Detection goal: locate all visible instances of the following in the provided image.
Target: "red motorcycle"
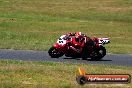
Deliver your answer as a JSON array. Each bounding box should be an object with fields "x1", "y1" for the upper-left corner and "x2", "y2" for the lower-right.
[{"x1": 48, "y1": 34, "x2": 110, "y2": 60}]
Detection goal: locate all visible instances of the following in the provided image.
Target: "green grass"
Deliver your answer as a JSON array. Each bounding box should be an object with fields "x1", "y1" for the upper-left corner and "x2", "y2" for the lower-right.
[
  {"x1": 0, "y1": 59, "x2": 131, "y2": 88},
  {"x1": 0, "y1": 0, "x2": 132, "y2": 53}
]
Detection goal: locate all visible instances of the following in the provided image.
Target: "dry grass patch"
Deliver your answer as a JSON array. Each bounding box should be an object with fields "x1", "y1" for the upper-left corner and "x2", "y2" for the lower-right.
[
  {"x1": 0, "y1": 0, "x2": 132, "y2": 53},
  {"x1": 0, "y1": 60, "x2": 132, "y2": 88}
]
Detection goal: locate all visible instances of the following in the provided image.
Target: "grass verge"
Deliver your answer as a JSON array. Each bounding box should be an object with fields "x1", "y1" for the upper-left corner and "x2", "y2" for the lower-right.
[
  {"x1": 0, "y1": 0, "x2": 132, "y2": 54},
  {"x1": 0, "y1": 59, "x2": 132, "y2": 88}
]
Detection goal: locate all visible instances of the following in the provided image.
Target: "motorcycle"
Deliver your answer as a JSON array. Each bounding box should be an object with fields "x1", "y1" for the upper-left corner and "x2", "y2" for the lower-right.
[{"x1": 48, "y1": 34, "x2": 110, "y2": 60}]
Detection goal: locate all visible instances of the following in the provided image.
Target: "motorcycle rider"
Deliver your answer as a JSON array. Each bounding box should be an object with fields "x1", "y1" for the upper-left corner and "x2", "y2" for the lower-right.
[{"x1": 67, "y1": 32, "x2": 95, "y2": 55}]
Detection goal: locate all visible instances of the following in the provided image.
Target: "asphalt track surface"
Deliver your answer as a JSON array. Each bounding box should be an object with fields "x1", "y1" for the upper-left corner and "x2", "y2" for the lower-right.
[{"x1": 0, "y1": 49, "x2": 132, "y2": 66}]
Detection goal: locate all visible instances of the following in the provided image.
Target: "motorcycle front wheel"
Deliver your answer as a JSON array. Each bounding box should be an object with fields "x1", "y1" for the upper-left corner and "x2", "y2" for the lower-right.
[{"x1": 48, "y1": 46, "x2": 64, "y2": 58}]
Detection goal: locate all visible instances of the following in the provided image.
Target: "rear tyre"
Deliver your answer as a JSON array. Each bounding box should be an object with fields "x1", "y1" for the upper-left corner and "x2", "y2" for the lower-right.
[
  {"x1": 90, "y1": 46, "x2": 106, "y2": 61},
  {"x1": 98, "y1": 46, "x2": 106, "y2": 58},
  {"x1": 90, "y1": 52, "x2": 102, "y2": 61},
  {"x1": 48, "y1": 46, "x2": 64, "y2": 58}
]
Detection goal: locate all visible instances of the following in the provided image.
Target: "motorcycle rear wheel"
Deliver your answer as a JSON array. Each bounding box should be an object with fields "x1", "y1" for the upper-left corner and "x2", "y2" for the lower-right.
[
  {"x1": 48, "y1": 46, "x2": 64, "y2": 58},
  {"x1": 90, "y1": 46, "x2": 106, "y2": 61},
  {"x1": 98, "y1": 46, "x2": 106, "y2": 58}
]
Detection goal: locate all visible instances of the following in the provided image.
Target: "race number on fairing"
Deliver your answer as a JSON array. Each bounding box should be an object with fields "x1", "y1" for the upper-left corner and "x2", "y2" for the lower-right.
[{"x1": 57, "y1": 35, "x2": 67, "y2": 45}]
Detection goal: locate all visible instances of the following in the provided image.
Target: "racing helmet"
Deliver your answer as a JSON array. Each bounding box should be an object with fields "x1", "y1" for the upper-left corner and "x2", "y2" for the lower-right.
[{"x1": 75, "y1": 32, "x2": 82, "y2": 42}]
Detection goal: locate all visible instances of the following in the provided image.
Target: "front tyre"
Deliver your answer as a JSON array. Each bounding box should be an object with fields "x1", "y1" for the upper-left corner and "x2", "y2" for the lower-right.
[{"x1": 48, "y1": 46, "x2": 64, "y2": 58}]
